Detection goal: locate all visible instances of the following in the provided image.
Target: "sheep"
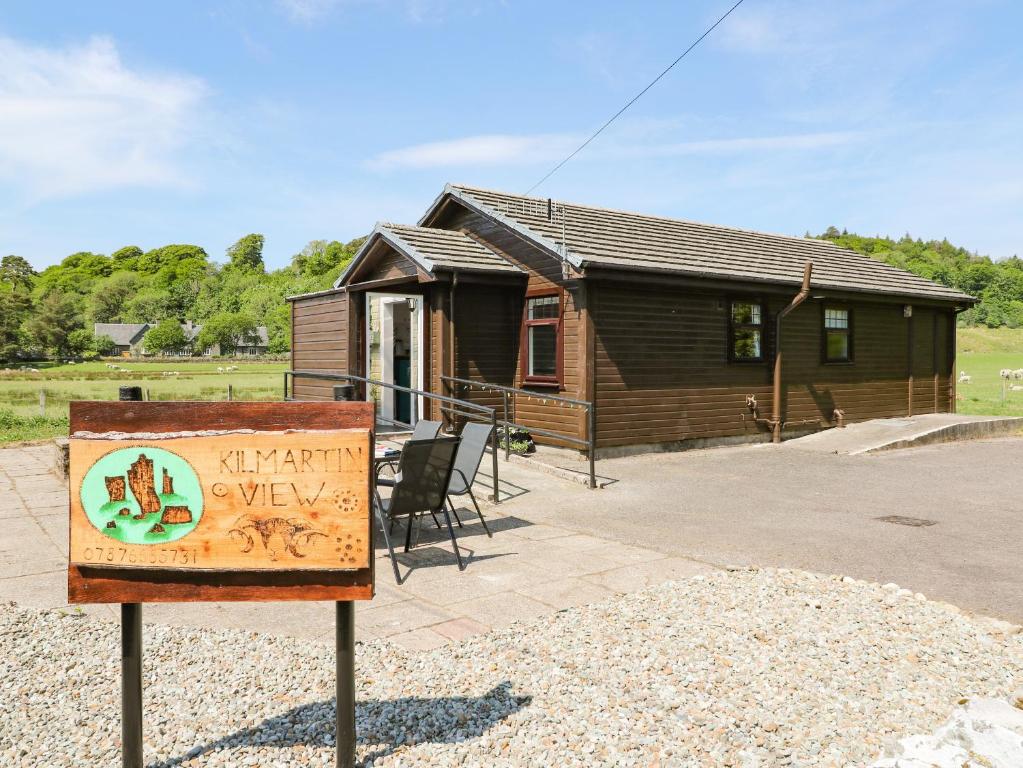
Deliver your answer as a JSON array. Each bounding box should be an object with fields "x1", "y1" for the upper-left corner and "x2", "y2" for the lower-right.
[
  {"x1": 217, "y1": 366, "x2": 224, "y2": 373},
  {"x1": 1014, "y1": 369, "x2": 1023, "y2": 380},
  {"x1": 1012, "y1": 385, "x2": 1023, "y2": 392},
  {"x1": 1001, "y1": 369, "x2": 1012, "y2": 378},
  {"x1": 958, "y1": 371, "x2": 971, "y2": 384}
]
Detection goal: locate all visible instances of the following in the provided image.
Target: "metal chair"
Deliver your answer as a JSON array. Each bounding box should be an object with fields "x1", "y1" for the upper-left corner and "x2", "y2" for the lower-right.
[
  {"x1": 446, "y1": 421, "x2": 494, "y2": 537},
  {"x1": 374, "y1": 436, "x2": 463, "y2": 584},
  {"x1": 379, "y1": 419, "x2": 442, "y2": 477}
]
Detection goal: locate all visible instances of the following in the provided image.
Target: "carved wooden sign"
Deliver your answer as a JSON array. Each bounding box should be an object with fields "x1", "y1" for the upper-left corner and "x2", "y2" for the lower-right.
[{"x1": 68, "y1": 401, "x2": 375, "y2": 603}]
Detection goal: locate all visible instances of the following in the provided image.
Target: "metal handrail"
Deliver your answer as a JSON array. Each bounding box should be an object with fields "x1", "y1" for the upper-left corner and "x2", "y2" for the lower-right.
[
  {"x1": 284, "y1": 370, "x2": 503, "y2": 503},
  {"x1": 440, "y1": 374, "x2": 597, "y2": 489}
]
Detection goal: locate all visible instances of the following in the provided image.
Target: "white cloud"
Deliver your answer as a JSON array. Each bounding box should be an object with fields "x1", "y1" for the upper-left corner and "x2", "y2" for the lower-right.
[
  {"x1": 367, "y1": 129, "x2": 860, "y2": 170},
  {"x1": 0, "y1": 35, "x2": 207, "y2": 200},
  {"x1": 367, "y1": 133, "x2": 580, "y2": 170},
  {"x1": 276, "y1": 0, "x2": 348, "y2": 22}
]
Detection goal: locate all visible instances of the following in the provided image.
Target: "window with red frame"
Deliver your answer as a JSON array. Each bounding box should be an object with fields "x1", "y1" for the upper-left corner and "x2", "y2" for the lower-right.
[{"x1": 523, "y1": 293, "x2": 561, "y2": 384}]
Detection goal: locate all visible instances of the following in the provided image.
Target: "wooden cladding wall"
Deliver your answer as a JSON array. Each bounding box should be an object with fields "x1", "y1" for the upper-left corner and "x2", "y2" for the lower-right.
[
  {"x1": 290, "y1": 291, "x2": 350, "y2": 401},
  {"x1": 593, "y1": 283, "x2": 954, "y2": 449},
  {"x1": 436, "y1": 204, "x2": 585, "y2": 443}
]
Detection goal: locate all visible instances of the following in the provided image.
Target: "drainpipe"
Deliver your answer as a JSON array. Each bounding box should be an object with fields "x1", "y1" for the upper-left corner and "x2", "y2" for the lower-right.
[{"x1": 772, "y1": 261, "x2": 813, "y2": 443}]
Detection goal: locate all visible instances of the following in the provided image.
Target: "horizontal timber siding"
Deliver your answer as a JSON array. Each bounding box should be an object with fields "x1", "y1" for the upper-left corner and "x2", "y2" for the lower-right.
[
  {"x1": 594, "y1": 283, "x2": 955, "y2": 449},
  {"x1": 290, "y1": 292, "x2": 349, "y2": 401}
]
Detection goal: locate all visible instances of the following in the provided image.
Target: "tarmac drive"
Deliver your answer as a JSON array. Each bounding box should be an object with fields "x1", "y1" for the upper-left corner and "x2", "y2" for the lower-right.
[{"x1": 510, "y1": 436, "x2": 1023, "y2": 624}]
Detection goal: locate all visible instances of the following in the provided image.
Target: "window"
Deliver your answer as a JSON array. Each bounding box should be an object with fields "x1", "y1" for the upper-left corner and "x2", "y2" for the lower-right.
[
  {"x1": 523, "y1": 293, "x2": 561, "y2": 384},
  {"x1": 730, "y1": 300, "x2": 764, "y2": 361},
  {"x1": 823, "y1": 307, "x2": 852, "y2": 362}
]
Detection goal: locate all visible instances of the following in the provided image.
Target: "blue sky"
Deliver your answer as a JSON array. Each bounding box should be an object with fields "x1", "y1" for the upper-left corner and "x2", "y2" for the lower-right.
[{"x1": 1, "y1": 0, "x2": 1021, "y2": 270}]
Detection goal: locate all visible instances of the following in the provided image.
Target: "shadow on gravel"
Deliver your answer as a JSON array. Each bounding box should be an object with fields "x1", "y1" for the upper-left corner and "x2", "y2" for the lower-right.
[{"x1": 147, "y1": 681, "x2": 531, "y2": 767}]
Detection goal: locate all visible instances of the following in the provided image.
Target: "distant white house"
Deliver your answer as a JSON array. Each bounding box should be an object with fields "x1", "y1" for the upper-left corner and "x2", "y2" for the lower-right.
[{"x1": 94, "y1": 322, "x2": 269, "y2": 357}]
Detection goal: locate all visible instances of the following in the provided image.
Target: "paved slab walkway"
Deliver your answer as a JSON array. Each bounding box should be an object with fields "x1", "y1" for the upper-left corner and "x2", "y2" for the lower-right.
[{"x1": 0, "y1": 445, "x2": 712, "y2": 651}]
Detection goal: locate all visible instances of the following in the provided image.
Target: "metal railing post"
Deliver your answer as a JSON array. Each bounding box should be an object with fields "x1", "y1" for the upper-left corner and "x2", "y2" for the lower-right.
[
  {"x1": 283, "y1": 371, "x2": 289, "y2": 400},
  {"x1": 490, "y1": 409, "x2": 500, "y2": 504},
  {"x1": 502, "y1": 390, "x2": 510, "y2": 460},
  {"x1": 588, "y1": 403, "x2": 597, "y2": 490},
  {"x1": 118, "y1": 385, "x2": 143, "y2": 768}
]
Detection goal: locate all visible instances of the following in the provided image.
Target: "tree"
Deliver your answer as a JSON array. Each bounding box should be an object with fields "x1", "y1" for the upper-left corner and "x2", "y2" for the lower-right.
[
  {"x1": 226, "y1": 234, "x2": 265, "y2": 273},
  {"x1": 0, "y1": 289, "x2": 31, "y2": 361},
  {"x1": 196, "y1": 312, "x2": 258, "y2": 356},
  {"x1": 66, "y1": 328, "x2": 102, "y2": 359},
  {"x1": 111, "y1": 246, "x2": 144, "y2": 271},
  {"x1": 1, "y1": 255, "x2": 36, "y2": 292},
  {"x1": 123, "y1": 288, "x2": 173, "y2": 323},
  {"x1": 24, "y1": 291, "x2": 83, "y2": 357},
  {"x1": 144, "y1": 318, "x2": 189, "y2": 355},
  {"x1": 88, "y1": 272, "x2": 144, "y2": 323}
]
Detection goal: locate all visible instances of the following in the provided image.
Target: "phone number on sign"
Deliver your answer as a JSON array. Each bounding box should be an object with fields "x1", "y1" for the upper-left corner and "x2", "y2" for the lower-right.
[{"x1": 82, "y1": 546, "x2": 199, "y2": 565}]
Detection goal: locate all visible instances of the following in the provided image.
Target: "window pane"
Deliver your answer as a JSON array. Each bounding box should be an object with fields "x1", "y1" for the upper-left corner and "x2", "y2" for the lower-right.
[
  {"x1": 528, "y1": 295, "x2": 559, "y2": 320},
  {"x1": 732, "y1": 302, "x2": 761, "y2": 325},
  {"x1": 826, "y1": 331, "x2": 849, "y2": 360},
  {"x1": 529, "y1": 324, "x2": 557, "y2": 376},
  {"x1": 733, "y1": 329, "x2": 762, "y2": 360},
  {"x1": 824, "y1": 309, "x2": 848, "y2": 329}
]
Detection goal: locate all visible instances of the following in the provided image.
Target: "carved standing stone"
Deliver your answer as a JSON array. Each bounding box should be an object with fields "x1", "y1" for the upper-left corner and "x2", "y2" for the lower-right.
[
  {"x1": 127, "y1": 454, "x2": 161, "y2": 514},
  {"x1": 105, "y1": 476, "x2": 126, "y2": 502},
  {"x1": 162, "y1": 468, "x2": 174, "y2": 495},
  {"x1": 161, "y1": 505, "x2": 192, "y2": 524}
]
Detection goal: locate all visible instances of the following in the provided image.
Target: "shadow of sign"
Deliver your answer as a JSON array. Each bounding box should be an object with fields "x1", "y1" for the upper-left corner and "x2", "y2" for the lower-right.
[{"x1": 147, "y1": 682, "x2": 530, "y2": 768}]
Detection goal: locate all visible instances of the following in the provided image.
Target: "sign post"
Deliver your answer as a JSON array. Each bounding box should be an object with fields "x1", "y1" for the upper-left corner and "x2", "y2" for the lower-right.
[{"x1": 68, "y1": 398, "x2": 375, "y2": 768}]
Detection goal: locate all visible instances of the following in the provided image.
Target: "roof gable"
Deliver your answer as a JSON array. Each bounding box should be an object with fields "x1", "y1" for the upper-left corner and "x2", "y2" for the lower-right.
[
  {"x1": 421, "y1": 184, "x2": 974, "y2": 304},
  {"x1": 334, "y1": 223, "x2": 523, "y2": 288}
]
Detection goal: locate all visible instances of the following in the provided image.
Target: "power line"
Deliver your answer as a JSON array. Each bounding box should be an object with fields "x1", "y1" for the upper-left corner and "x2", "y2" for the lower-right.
[{"x1": 524, "y1": 0, "x2": 749, "y2": 196}]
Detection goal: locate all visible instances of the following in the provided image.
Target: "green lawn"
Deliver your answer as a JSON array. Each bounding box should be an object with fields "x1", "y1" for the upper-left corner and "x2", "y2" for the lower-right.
[{"x1": 0, "y1": 360, "x2": 287, "y2": 444}]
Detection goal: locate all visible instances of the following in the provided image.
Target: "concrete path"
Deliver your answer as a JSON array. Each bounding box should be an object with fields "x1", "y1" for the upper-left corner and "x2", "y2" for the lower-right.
[
  {"x1": 782, "y1": 413, "x2": 1023, "y2": 454},
  {"x1": 0, "y1": 444, "x2": 712, "y2": 651},
  {"x1": 500, "y1": 435, "x2": 1023, "y2": 624}
]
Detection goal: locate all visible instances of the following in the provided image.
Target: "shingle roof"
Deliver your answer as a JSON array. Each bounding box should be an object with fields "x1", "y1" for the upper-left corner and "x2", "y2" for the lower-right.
[
  {"x1": 335, "y1": 222, "x2": 523, "y2": 287},
  {"x1": 437, "y1": 184, "x2": 974, "y2": 303},
  {"x1": 381, "y1": 223, "x2": 522, "y2": 274},
  {"x1": 93, "y1": 323, "x2": 149, "y2": 345}
]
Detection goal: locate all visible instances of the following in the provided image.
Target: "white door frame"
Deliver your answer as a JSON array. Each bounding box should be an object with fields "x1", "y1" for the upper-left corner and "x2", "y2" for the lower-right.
[{"x1": 365, "y1": 291, "x2": 424, "y2": 425}]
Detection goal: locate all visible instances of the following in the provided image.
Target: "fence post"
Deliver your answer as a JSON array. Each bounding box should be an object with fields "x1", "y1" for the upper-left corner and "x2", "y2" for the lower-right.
[
  {"x1": 227, "y1": 384, "x2": 233, "y2": 401},
  {"x1": 283, "y1": 372, "x2": 289, "y2": 401},
  {"x1": 39, "y1": 389, "x2": 45, "y2": 417}
]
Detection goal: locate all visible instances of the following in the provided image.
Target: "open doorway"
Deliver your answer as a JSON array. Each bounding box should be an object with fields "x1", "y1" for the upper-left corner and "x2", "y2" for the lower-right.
[{"x1": 366, "y1": 292, "x2": 424, "y2": 426}]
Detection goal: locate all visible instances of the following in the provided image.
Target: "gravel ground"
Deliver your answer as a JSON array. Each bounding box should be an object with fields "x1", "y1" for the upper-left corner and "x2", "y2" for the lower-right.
[{"x1": 2, "y1": 568, "x2": 1022, "y2": 767}]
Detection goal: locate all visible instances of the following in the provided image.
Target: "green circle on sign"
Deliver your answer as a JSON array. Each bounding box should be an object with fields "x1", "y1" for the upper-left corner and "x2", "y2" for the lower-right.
[{"x1": 80, "y1": 446, "x2": 204, "y2": 545}]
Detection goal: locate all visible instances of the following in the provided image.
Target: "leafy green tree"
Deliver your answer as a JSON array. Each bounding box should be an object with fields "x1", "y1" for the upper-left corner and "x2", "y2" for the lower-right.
[
  {"x1": 0, "y1": 289, "x2": 32, "y2": 361},
  {"x1": 265, "y1": 304, "x2": 291, "y2": 354},
  {"x1": 94, "y1": 334, "x2": 117, "y2": 356},
  {"x1": 226, "y1": 234, "x2": 265, "y2": 273},
  {"x1": 88, "y1": 272, "x2": 145, "y2": 323},
  {"x1": 144, "y1": 318, "x2": 189, "y2": 355},
  {"x1": 292, "y1": 239, "x2": 357, "y2": 278},
  {"x1": 1, "y1": 255, "x2": 36, "y2": 292},
  {"x1": 195, "y1": 312, "x2": 258, "y2": 356},
  {"x1": 24, "y1": 291, "x2": 84, "y2": 357},
  {"x1": 66, "y1": 328, "x2": 102, "y2": 359},
  {"x1": 110, "y1": 246, "x2": 144, "y2": 271},
  {"x1": 123, "y1": 288, "x2": 173, "y2": 323},
  {"x1": 33, "y1": 252, "x2": 112, "y2": 298}
]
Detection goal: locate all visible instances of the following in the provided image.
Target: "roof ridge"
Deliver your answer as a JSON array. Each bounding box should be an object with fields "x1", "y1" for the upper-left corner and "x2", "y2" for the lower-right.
[{"x1": 448, "y1": 183, "x2": 845, "y2": 251}]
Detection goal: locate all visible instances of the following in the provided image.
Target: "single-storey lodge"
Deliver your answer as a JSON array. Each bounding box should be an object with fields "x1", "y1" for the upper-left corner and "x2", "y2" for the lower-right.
[{"x1": 288, "y1": 184, "x2": 975, "y2": 454}]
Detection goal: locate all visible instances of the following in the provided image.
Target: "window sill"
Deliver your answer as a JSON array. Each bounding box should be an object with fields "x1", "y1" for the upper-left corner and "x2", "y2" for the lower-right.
[
  {"x1": 521, "y1": 380, "x2": 562, "y2": 390},
  {"x1": 728, "y1": 358, "x2": 766, "y2": 365},
  {"x1": 823, "y1": 360, "x2": 855, "y2": 365}
]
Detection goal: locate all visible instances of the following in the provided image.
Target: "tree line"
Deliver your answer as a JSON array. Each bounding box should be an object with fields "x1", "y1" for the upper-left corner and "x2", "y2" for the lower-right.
[
  {"x1": 817, "y1": 228, "x2": 1023, "y2": 327},
  {"x1": 0, "y1": 235, "x2": 362, "y2": 361}
]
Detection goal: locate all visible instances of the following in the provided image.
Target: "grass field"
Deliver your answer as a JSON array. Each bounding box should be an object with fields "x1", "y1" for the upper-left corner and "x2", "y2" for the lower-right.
[
  {"x1": 956, "y1": 329, "x2": 1023, "y2": 417},
  {"x1": 0, "y1": 360, "x2": 286, "y2": 444},
  {"x1": 1, "y1": 328, "x2": 1022, "y2": 445}
]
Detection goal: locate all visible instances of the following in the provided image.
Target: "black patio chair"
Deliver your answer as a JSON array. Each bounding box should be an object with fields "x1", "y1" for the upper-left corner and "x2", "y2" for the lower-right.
[
  {"x1": 446, "y1": 421, "x2": 494, "y2": 537},
  {"x1": 374, "y1": 436, "x2": 463, "y2": 584},
  {"x1": 379, "y1": 419, "x2": 442, "y2": 477}
]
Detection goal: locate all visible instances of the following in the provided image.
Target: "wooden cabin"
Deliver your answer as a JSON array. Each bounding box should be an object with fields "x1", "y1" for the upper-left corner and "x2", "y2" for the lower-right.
[{"x1": 288, "y1": 184, "x2": 975, "y2": 455}]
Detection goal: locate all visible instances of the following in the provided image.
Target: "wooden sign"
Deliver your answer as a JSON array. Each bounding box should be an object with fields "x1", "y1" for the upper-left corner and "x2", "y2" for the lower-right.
[{"x1": 68, "y1": 401, "x2": 375, "y2": 603}]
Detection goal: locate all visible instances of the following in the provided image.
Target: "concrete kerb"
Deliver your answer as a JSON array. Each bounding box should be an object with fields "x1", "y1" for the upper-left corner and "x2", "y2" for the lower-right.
[{"x1": 858, "y1": 416, "x2": 1023, "y2": 455}]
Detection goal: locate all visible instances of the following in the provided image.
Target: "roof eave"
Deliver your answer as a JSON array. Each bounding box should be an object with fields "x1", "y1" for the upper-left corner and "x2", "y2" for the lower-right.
[{"x1": 579, "y1": 261, "x2": 976, "y2": 305}]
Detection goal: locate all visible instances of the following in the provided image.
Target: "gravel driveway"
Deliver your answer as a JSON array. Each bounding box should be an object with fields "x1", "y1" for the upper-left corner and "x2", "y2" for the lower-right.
[{"x1": 4, "y1": 568, "x2": 1021, "y2": 767}]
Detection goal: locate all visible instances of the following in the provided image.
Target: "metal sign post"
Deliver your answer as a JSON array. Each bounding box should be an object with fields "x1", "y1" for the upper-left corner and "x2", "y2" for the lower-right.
[{"x1": 336, "y1": 601, "x2": 356, "y2": 768}]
